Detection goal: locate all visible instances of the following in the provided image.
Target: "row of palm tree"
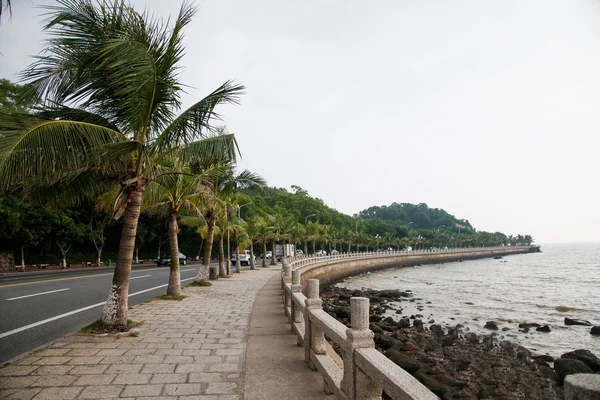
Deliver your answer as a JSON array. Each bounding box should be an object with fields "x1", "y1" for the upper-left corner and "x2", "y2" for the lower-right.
[{"x1": 0, "y1": 1, "x2": 261, "y2": 329}]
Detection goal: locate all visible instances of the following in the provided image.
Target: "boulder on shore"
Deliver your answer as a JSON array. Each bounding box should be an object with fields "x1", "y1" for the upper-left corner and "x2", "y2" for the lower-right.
[
  {"x1": 554, "y1": 358, "x2": 593, "y2": 383},
  {"x1": 484, "y1": 321, "x2": 499, "y2": 330},
  {"x1": 564, "y1": 318, "x2": 591, "y2": 326},
  {"x1": 561, "y1": 349, "x2": 600, "y2": 372},
  {"x1": 591, "y1": 326, "x2": 600, "y2": 335}
]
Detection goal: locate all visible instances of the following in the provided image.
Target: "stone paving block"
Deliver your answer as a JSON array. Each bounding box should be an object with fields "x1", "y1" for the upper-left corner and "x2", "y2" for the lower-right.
[
  {"x1": 0, "y1": 366, "x2": 39, "y2": 376},
  {"x1": 140, "y1": 363, "x2": 176, "y2": 374},
  {"x1": 175, "y1": 363, "x2": 208, "y2": 373},
  {"x1": 0, "y1": 376, "x2": 38, "y2": 389},
  {"x1": 187, "y1": 373, "x2": 226, "y2": 383},
  {"x1": 31, "y1": 386, "x2": 83, "y2": 399},
  {"x1": 29, "y1": 349, "x2": 69, "y2": 357},
  {"x1": 207, "y1": 364, "x2": 239, "y2": 373},
  {"x1": 104, "y1": 363, "x2": 143, "y2": 374},
  {"x1": 153, "y1": 348, "x2": 183, "y2": 356},
  {"x1": 120, "y1": 384, "x2": 163, "y2": 397},
  {"x1": 66, "y1": 356, "x2": 104, "y2": 365},
  {"x1": 15, "y1": 357, "x2": 42, "y2": 366},
  {"x1": 33, "y1": 375, "x2": 78, "y2": 387},
  {"x1": 63, "y1": 349, "x2": 100, "y2": 357},
  {"x1": 67, "y1": 365, "x2": 109, "y2": 375},
  {"x1": 72, "y1": 374, "x2": 116, "y2": 386},
  {"x1": 111, "y1": 373, "x2": 152, "y2": 384},
  {"x1": 30, "y1": 365, "x2": 72, "y2": 375},
  {"x1": 95, "y1": 349, "x2": 128, "y2": 356},
  {"x1": 205, "y1": 382, "x2": 237, "y2": 395},
  {"x1": 98, "y1": 355, "x2": 136, "y2": 364},
  {"x1": 31, "y1": 357, "x2": 72, "y2": 366},
  {"x1": 132, "y1": 355, "x2": 165, "y2": 364},
  {"x1": 182, "y1": 349, "x2": 211, "y2": 356},
  {"x1": 149, "y1": 373, "x2": 187, "y2": 384},
  {"x1": 78, "y1": 384, "x2": 124, "y2": 399},
  {"x1": 122, "y1": 348, "x2": 156, "y2": 356},
  {"x1": 178, "y1": 396, "x2": 239, "y2": 400},
  {"x1": 163, "y1": 383, "x2": 203, "y2": 396},
  {"x1": 214, "y1": 349, "x2": 244, "y2": 356},
  {"x1": 0, "y1": 387, "x2": 42, "y2": 400},
  {"x1": 163, "y1": 355, "x2": 194, "y2": 363}
]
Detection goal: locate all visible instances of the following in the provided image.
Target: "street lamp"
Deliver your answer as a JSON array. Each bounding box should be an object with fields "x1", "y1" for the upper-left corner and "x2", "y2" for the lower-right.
[
  {"x1": 375, "y1": 234, "x2": 381, "y2": 251},
  {"x1": 437, "y1": 224, "x2": 445, "y2": 232},
  {"x1": 402, "y1": 222, "x2": 413, "y2": 229},
  {"x1": 237, "y1": 202, "x2": 253, "y2": 218},
  {"x1": 305, "y1": 213, "x2": 316, "y2": 224}
]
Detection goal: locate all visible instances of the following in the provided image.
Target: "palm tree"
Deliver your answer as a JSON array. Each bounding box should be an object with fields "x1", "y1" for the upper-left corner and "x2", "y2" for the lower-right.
[
  {"x1": 142, "y1": 158, "x2": 209, "y2": 296},
  {"x1": 0, "y1": 2, "x2": 243, "y2": 328}
]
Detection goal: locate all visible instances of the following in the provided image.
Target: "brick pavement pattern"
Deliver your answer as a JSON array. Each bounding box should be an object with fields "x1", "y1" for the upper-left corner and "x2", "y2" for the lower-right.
[{"x1": 0, "y1": 267, "x2": 278, "y2": 400}]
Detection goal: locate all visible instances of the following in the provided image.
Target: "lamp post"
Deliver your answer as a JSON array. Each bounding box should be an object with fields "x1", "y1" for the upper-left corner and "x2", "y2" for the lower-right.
[
  {"x1": 305, "y1": 213, "x2": 316, "y2": 224},
  {"x1": 237, "y1": 201, "x2": 253, "y2": 218},
  {"x1": 375, "y1": 234, "x2": 381, "y2": 251},
  {"x1": 437, "y1": 224, "x2": 445, "y2": 232}
]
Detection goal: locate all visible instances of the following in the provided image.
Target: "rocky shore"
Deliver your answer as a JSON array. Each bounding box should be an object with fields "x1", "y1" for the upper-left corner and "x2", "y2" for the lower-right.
[{"x1": 321, "y1": 285, "x2": 600, "y2": 400}]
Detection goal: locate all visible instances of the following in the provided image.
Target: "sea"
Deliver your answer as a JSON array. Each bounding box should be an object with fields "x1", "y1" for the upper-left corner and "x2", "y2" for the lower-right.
[{"x1": 335, "y1": 243, "x2": 600, "y2": 357}]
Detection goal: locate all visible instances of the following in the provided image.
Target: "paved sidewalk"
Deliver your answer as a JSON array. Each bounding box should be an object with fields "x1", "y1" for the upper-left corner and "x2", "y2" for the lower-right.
[
  {"x1": 244, "y1": 274, "x2": 330, "y2": 399},
  {"x1": 0, "y1": 267, "x2": 279, "y2": 399}
]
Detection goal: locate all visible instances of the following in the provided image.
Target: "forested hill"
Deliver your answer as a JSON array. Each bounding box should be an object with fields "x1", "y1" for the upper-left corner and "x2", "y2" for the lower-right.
[{"x1": 358, "y1": 202, "x2": 473, "y2": 233}]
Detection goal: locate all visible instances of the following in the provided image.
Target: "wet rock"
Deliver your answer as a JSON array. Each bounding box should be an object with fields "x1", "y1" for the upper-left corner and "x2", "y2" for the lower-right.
[
  {"x1": 484, "y1": 321, "x2": 499, "y2": 330},
  {"x1": 591, "y1": 326, "x2": 600, "y2": 335},
  {"x1": 464, "y1": 332, "x2": 479, "y2": 345},
  {"x1": 554, "y1": 358, "x2": 593, "y2": 383},
  {"x1": 375, "y1": 334, "x2": 399, "y2": 350},
  {"x1": 333, "y1": 306, "x2": 349, "y2": 319},
  {"x1": 385, "y1": 348, "x2": 423, "y2": 373},
  {"x1": 564, "y1": 317, "x2": 591, "y2": 326},
  {"x1": 536, "y1": 325, "x2": 551, "y2": 332},
  {"x1": 561, "y1": 349, "x2": 600, "y2": 372},
  {"x1": 414, "y1": 370, "x2": 451, "y2": 397},
  {"x1": 370, "y1": 324, "x2": 384, "y2": 334},
  {"x1": 413, "y1": 319, "x2": 424, "y2": 331},
  {"x1": 519, "y1": 322, "x2": 541, "y2": 329},
  {"x1": 398, "y1": 318, "x2": 411, "y2": 328},
  {"x1": 430, "y1": 324, "x2": 444, "y2": 336}
]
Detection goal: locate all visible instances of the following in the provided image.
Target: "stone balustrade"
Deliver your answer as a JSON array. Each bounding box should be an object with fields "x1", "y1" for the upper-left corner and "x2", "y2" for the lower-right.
[{"x1": 280, "y1": 247, "x2": 600, "y2": 399}]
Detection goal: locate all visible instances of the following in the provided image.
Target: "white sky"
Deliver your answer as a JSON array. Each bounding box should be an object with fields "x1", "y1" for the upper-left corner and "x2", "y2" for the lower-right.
[{"x1": 2, "y1": 0, "x2": 600, "y2": 244}]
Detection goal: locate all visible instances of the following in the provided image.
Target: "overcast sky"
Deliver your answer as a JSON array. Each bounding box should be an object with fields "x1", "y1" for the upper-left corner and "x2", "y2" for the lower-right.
[{"x1": 2, "y1": 0, "x2": 599, "y2": 244}]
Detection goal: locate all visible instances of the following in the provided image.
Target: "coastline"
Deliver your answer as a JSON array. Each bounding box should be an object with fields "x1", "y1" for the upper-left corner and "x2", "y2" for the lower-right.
[{"x1": 320, "y1": 283, "x2": 599, "y2": 399}]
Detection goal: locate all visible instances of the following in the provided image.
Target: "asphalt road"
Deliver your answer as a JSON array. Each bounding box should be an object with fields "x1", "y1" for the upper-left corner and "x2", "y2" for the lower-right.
[{"x1": 0, "y1": 262, "x2": 209, "y2": 364}]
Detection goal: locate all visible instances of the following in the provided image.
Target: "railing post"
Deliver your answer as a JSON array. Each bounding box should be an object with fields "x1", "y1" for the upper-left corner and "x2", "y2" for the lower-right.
[
  {"x1": 304, "y1": 279, "x2": 325, "y2": 370},
  {"x1": 342, "y1": 297, "x2": 380, "y2": 400},
  {"x1": 291, "y1": 269, "x2": 303, "y2": 330},
  {"x1": 283, "y1": 264, "x2": 292, "y2": 316}
]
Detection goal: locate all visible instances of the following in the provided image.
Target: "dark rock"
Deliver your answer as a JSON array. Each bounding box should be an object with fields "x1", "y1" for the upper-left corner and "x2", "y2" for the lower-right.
[
  {"x1": 395, "y1": 310, "x2": 403, "y2": 314},
  {"x1": 484, "y1": 321, "x2": 499, "y2": 330},
  {"x1": 414, "y1": 370, "x2": 451, "y2": 397},
  {"x1": 536, "y1": 325, "x2": 551, "y2": 332},
  {"x1": 391, "y1": 333, "x2": 409, "y2": 342},
  {"x1": 464, "y1": 302, "x2": 474, "y2": 305},
  {"x1": 385, "y1": 348, "x2": 423, "y2": 373},
  {"x1": 493, "y1": 256, "x2": 503, "y2": 259},
  {"x1": 591, "y1": 326, "x2": 600, "y2": 335},
  {"x1": 564, "y1": 317, "x2": 592, "y2": 326},
  {"x1": 334, "y1": 306, "x2": 349, "y2": 319},
  {"x1": 398, "y1": 318, "x2": 411, "y2": 328},
  {"x1": 554, "y1": 358, "x2": 593, "y2": 382},
  {"x1": 375, "y1": 334, "x2": 399, "y2": 350},
  {"x1": 533, "y1": 354, "x2": 555, "y2": 363},
  {"x1": 413, "y1": 319, "x2": 424, "y2": 331},
  {"x1": 430, "y1": 324, "x2": 444, "y2": 336},
  {"x1": 378, "y1": 289, "x2": 403, "y2": 299},
  {"x1": 400, "y1": 291, "x2": 412, "y2": 298},
  {"x1": 538, "y1": 365, "x2": 559, "y2": 380},
  {"x1": 369, "y1": 315, "x2": 382, "y2": 323},
  {"x1": 561, "y1": 349, "x2": 600, "y2": 372},
  {"x1": 383, "y1": 316, "x2": 395, "y2": 324},
  {"x1": 516, "y1": 346, "x2": 532, "y2": 362},
  {"x1": 370, "y1": 324, "x2": 384, "y2": 334},
  {"x1": 464, "y1": 332, "x2": 479, "y2": 345},
  {"x1": 519, "y1": 322, "x2": 541, "y2": 329}
]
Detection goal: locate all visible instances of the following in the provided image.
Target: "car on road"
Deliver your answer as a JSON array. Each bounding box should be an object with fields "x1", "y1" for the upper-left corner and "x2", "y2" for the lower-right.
[
  {"x1": 231, "y1": 250, "x2": 255, "y2": 266},
  {"x1": 316, "y1": 250, "x2": 327, "y2": 256},
  {"x1": 156, "y1": 252, "x2": 187, "y2": 266}
]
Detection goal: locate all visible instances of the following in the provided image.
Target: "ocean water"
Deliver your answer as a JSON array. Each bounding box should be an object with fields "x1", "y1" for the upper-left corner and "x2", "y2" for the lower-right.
[{"x1": 336, "y1": 243, "x2": 600, "y2": 357}]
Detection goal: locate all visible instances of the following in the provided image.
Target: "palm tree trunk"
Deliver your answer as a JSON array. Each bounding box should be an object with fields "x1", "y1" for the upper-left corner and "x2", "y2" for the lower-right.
[
  {"x1": 21, "y1": 246, "x2": 25, "y2": 271},
  {"x1": 167, "y1": 212, "x2": 181, "y2": 296},
  {"x1": 219, "y1": 235, "x2": 226, "y2": 277},
  {"x1": 249, "y1": 245, "x2": 256, "y2": 270},
  {"x1": 235, "y1": 244, "x2": 241, "y2": 273},
  {"x1": 304, "y1": 241, "x2": 308, "y2": 255},
  {"x1": 196, "y1": 212, "x2": 216, "y2": 282},
  {"x1": 96, "y1": 245, "x2": 103, "y2": 267},
  {"x1": 262, "y1": 242, "x2": 267, "y2": 267},
  {"x1": 312, "y1": 239, "x2": 316, "y2": 255},
  {"x1": 134, "y1": 248, "x2": 139, "y2": 264},
  {"x1": 101, "y1": 186, "x2": 143, "y2": 328},
  {"x1": 270, "y1": 241, "x2": 277, "y2": 265}
]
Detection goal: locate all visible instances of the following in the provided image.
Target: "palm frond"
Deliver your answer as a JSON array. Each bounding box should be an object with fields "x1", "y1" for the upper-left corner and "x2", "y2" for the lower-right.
[
  {"x1": 179, "y1": 134, "x2": 240, "y2": 170},
  {"x1": 0, "y1": 118, "x2": 121, "y2": 189},
  {"x1": 150, "y1": 81, "x2": 245, "y2": 152}
]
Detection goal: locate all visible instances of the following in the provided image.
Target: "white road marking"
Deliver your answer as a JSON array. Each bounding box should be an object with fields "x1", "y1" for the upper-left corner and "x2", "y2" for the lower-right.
[
  {"x1": 0, "y1": 276, "x2": 197, "y2": 339},
  {"x1": 129, "y1": 275, "x2": 151, "y2": 280},
  {"x1": 6, "y1": 288, "x2": 70, "y2": 301}
]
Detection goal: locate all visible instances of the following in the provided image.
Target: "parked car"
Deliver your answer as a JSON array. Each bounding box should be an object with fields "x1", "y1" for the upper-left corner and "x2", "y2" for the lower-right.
[
  {"x1": 231, "y1": 250, "x2": 255, "y2": 266},
  {"x1": 296, "y1": 249, "x2": 304, "y2": 256},
  {"x1": 156, "y1": 252, "x2": 187, "y2": 266},
  {"x1": 330, "y1": 249, "x2": 338, "y2": 255},
  {"x1": 316, "y1": 250, "x2": 327, "y2": 256}
]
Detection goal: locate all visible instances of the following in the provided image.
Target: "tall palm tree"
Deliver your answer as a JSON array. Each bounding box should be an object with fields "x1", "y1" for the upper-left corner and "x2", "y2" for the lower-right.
[{"x1": 0, "y1": 1, "x2": 242, "y2": 328}]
